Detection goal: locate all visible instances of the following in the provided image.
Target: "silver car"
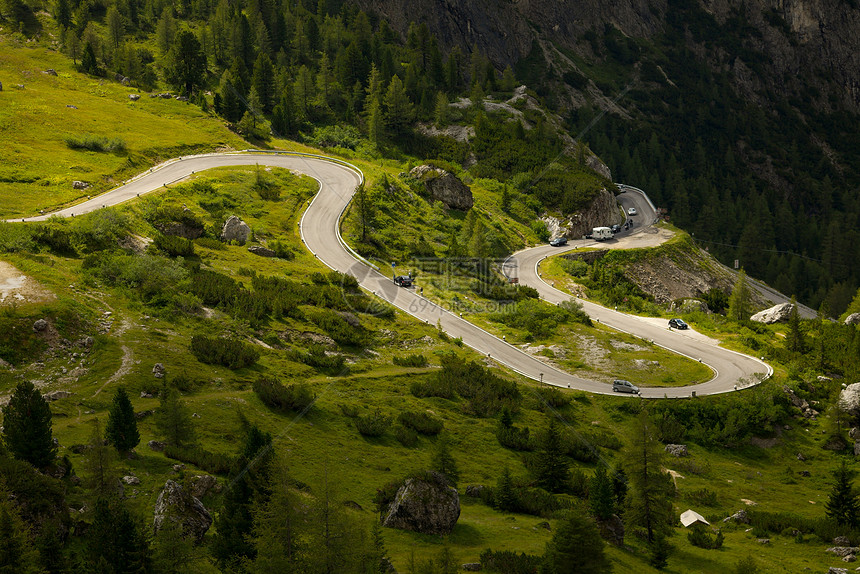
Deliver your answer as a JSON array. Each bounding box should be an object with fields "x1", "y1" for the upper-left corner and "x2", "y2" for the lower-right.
[
  {"x1": 627, "y1": 207, "x2": 638, "y2": 216},
  {"x1": 612, "y1": 379, "x2": 640, "y2": 394}
]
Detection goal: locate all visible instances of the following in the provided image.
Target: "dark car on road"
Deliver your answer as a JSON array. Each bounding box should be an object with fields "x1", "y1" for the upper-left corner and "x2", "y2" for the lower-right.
[
  {"x1": 549, "y1": 237, "x2": 568, "y2": 247},
  {"x1": 612, "y1": 379, "x2": 640, "y2": 394},
  {"x1": 394, "y1": 275, "x2": 412, "y2": 287},
  {"x1": 610, "y1": 224, "x2": 621, "y2": 234},
  {"x1": 668, "y1": 318, "x2": 688, "y2": 330}
]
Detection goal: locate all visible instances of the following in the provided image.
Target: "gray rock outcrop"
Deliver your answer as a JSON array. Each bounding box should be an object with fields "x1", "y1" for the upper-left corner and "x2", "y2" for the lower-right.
[
  {"x1": 148, "y1": 440, "x2": 165, "y2": 452},
  {"x1": 43, "y1": 391, "x2": 72, "y2": 402},
  {"x1": 839, "y1": 383, "x2": 860, "y2": 413},
  {"x1": 723, "y1": 509, "x2": 750, "y2": 524},
  {"x1": 597, "y1": 514, "x2": 625, "y2": 546},
  {"x1": 845, "y1": 313, "x2": 860, "y2": 326},
  {"x1": 123, "y1": 475, "x2": 140, "y2": 485},
  {"x1": 220, "y1": 215, "x2": 251, "y2": 245},
  {"x1": 664, "y1": 444, "x2": 688, "y2": 457},
  {"x1": 190, "y1": 475, "x2": 219, "y2": 498},
  {"x1": 248, "y1": 245, "x2": 276, "y2": 257},
  {"x1": 129, "y1": 94, "x2": 140, "y2": 101},
  {"x1": 670, "y1": 299, "x2": 710, "y2": 314},
  {"x1": 153, "y1": 480, "x2": 212, "y2": 542},
  {"x1": 750, "y1": 303, "x2": 794, "y2": 324},
  {"x1": 152, "y1": 363, "x2": 165, "y2": 379},
  {"x1": 827, "y1": 547, "x2": 860, "y2": 557},
  {"x1": 382, "y1": 471, "x2": 460, "y2": 535},
  {"x1": 409, "y1": 165, "x2": 473, "y2": 210},
  {"x1": 72, "y1": 181, "x2": 90, "y2": 190},
  {"x1": 33, "y1": 319, "x2": 48, "y2": 331},
  {"x1": 157, "y1": 221, "x2": 204, "y2": 239},
  {"x1": 784, "y1": 386, "x2": 818, "y2": 419}
]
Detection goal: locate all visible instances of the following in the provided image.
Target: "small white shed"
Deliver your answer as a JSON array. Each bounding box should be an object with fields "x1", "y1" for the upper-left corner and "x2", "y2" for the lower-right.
[{"x1": 680, "y1": 509, "x2": 710, "y2": 528}]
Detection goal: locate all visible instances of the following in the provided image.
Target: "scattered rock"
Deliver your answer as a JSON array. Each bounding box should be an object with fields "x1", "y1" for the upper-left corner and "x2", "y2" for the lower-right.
[
  {"x1": 845, "y1": 313, "x2": 860, "y2": 326},
  {"x1": 247, "y1": 245, "x2": 276, "y2": 257},
  {"x1": 409, "y1": 165, "x2": 474, "y2": 210},
  {"x1": 834, "y1": 536, "x2": 852, "y2": 546},
  {"x1": 829, "y1": 547, "x2": 860, "y2": 557},
  {"x1": 72, "y1": 180, "x2": 90, "y2": 190},
  {"x1": 141, "y1": 391, "x2": 154, "y2": 399},
  {"x1": 843, "y1": 554, "x2": 856, "y2": 562},
  {"x1": 135, "y1": 409, "x2": 155, "y2": 420},
  {"x1": 382, "y1": 471, "x2": 460, "y2": 535},
  {"x1": 827, "y1": 567, "x2": 848, "y2": 574},
  {"x1": 664, "y1": 444, "x2": 688, "y2": 457},
  {"x1": 33, "y1": 318, "x2": 48, "y2": 331},
  {"x1": 597, "y1": 514, "x2": 625, "y2": 546},
  {"x1": 152, "y1": 363, "x2": 165, "y2": 379},
  {"x1": 757, "y1": 538, "x2": 770, "y2": 544},
  {"x1": 797, "y1": 452, "x2": 806, "y2": 461},
  {"x1": 123, "y1": 475, "x2": 140, "y2": 485},
  {"x1": 670, "y1": 298, "x2": 710, "y2": 314},
  {"x1": 43, "y1": 390, "x2": 72, "y2": 402},
  {"x1": 172, "y1": 464, "x2": 185, "y2": 472},
  {"x1": 0, "y1": 81, "x2": 2, "y2": 91},
  {"x1": 535, "y1": 521, "x2": 551, "y2": 531},
  {"x1": 723, "y1": 509, "x2": 750, "y2": 524},
  {"x1": 221, "y1": 215, "x2": 251, "y2": 245},
  {"x1": 148, "y1": 440, "x2": 165, "y2": 452},
  {"x1": 190, "y1": 474, "x2": 219, "y2": 498},
  {"x1": 783, "y1": 386, "x2": 818, "y2": 418},
  {"x1": 43, "y1": 69, "x2": 57, "y2": 76},
  {"x1": 840, "y1": 383, "x2": 860, "y2": 414},
  {"x1": 799, "y1": 470, "x2": 811, "y2": 477},
  {"x1": 465, "y1": 485, "x2": 485, "y2": 497},
  {"x1": 462, "y1": 564, "x2": 482, "y2": 572},
  {"x1": 750, "y1": 302, "x2": 794, "y2": 324},
  {"x1": 66, "y1": 104, "x2": 77, "y2": 108},
  {"x1": 129, "y1": 94, "x2": 140, "y2": 101},
  {"x1": 153, "y1": 480, "x2": 212, "y2": 542}
]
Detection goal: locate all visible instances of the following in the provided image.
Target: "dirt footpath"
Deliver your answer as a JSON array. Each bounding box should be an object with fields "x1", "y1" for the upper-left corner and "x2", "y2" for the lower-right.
[{"x1": 0, "y1": 260, "x2": 55, "y2": 305}]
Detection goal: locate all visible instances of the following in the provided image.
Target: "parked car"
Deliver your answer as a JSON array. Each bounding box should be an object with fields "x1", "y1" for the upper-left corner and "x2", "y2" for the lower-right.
[
  {"x1": 612, "y1": 379, "x2": 640, "y2": 394},
  {"x1": 394, "y1": 275, "x2": 412, "y2": 287},
  {"x1": 668, "y1": 318, "x2": 689, "y2": 330},
  {"x1": 627, "y1": 207, "x2": 638, "y2": 216},
  {"x1": 610, "y1": 224, "x2": 621, "y2": 234},
  {"x1": 549, "y1": 237, "x2": 568, "y2": 247}
]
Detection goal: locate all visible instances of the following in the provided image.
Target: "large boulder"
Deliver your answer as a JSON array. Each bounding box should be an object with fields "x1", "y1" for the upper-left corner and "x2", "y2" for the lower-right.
[
  {"x1": 221, "y1": 215, "x2": 251, "y2": 245},
  {"x1": 845, "y1": 313, "x2": 860, "y2": 326},
  {"x1": 409, "y1": 165, "x2": 473, "y2": 210},
  {"x1": 153, "y1": 480, "x2": 212, "y2": 542},
  {"x1": 839, "y1": 383, "x2": 860, "y2": 413},
  {"x1": 382, "y1": 471, "x2": 460, "y2": 535},
  {"x1": 597, "y1": 514, "x2": 625, "y2": 546},
  {"x1": 750, "y1": 302, "x2": 794, "y2": 324}
]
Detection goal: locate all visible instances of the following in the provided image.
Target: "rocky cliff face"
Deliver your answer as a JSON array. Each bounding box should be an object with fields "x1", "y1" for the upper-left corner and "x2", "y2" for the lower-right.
[
  {"x1": 542, "y1": 188, "x2": 624, "y2": 239},
  {"x1": 355, "y1": 0, "x2": 860, "y2": 110}
]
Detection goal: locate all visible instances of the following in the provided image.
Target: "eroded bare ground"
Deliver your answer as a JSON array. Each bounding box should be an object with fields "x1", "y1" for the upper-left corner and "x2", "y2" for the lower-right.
[{"x1": 0, "y1": 260, "x2": 55, "y2": 305}]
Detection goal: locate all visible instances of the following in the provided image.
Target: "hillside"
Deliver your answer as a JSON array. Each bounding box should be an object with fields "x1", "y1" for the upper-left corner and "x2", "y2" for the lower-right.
[{"x1": 3, "y1": 3, "x2": 860, "y2": 574}]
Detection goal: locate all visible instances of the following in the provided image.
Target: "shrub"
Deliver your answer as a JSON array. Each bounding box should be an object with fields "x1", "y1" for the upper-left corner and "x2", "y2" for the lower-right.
[
  {"x1": 393, "y1": 354, "x2": 429, "y2": 368},
  {"x1": 190, "y1": 336, "x2": 260, "y2": 368},
  {"x1": 355, "y1": 409, "x2": 392, "y2": 437},
  {"x1": 64, "y1": 134, "x2": 127, "y2": 153},
  {"x1": 479, "y1": 549, "x2": 542, "y2": 574},
  {"x1": 688, "y1": 527, "x2": 724, "y2": 549},
  {"x1": 394, "y1": 425, "x2": 419, "y2": 447},
  {"x1": 163, "y1": 445, "x2": 232, "y2": 475},
  {"x1": 195, "y1": 237, "x2": 227, "y2": 250},
  {"x1": 397, "y1": 411, "x2": 444, "y2": 435},
  {"x1": 306, "y1": 309, "x2": 367, "y2": 347},
  {"x1": 253, "y1": 377, "x2": 315, "y2": 413},
  {"x1": 153, "y1": 234, "x2": 195, "y2": 257},
  {"x1": 288, "y1": 344, "x2": 346, "y2": 374},
  {"x1": 533, "y1": 387, "x2": 573, "y2": 409},
  {"x1": 496, "y1": 425, "x2": 533, "y2": 451},
  {"x1": 686, "y1": 488, "x2": 719, "y2": 506}
]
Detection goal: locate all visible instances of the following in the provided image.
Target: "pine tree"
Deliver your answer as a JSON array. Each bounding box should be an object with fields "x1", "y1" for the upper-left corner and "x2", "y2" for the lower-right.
[
  {"x1": 590, "y1": 465, "x2": 615, "y2": 520},
  {"x1": 165, "y1": 30, "x2": 206, "y2": 95},
  {"x1": 431, "y1": 434, "x2": 459, "y2": 487},
  {"x1": 367, "y1": 97, "x2": 384, "y2": 146},
  {"x1": 88, "y1": 497, "x2": 150, "y2": 573},
  {"x1": 2, "y1": 381, "x2": 56, "y2": 468},
  {"x1": 534, "y1": 418, "x2": 569, "y2": 493},
  {"x1": 251, "y1": 52, "x2": 275, "y2": 113},
  {"x1": 105, "y1": 387, "x2": 139, "y2": 454},
  {"x1": 541, "y1": 508, "x2": 610, "y2": 574},
  {"x1": 496, "y1": 466, "x2": 517, "y2": 512},
  {"x1": 727, "y1": 269, "x2": 752, "y2": 322},
  {"x1": 80, "y1": 42, "x2": 99, "y2": 75},
  {"x1": 382, "y1": 75, "x2": 413, "y2": 136},
  {"x1": 785, "y1": 296, "x2": 805, "y2": 353},
  {"x1": 154, "y1": 386, "x2": 195, "y2": 449},
  {"x1": 826, "y1": 460, "x2": 860, "y2": 527},
  {"x1": 0, "y1": 495, "x2": 42, "y2": 574}
]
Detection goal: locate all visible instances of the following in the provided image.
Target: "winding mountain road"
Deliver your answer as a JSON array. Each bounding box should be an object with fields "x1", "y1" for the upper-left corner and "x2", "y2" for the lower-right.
[{"x1": 12, "y1": 151, "x2": 772, "y2": 397}]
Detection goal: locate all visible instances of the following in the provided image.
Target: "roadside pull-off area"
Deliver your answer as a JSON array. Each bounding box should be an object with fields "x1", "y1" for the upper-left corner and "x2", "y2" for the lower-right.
[
  {"x1": 0, "y1": 260, "x2": 55, "y2": 305},
  {"x1": 10, "y1": 152, "x2": 771, "y2": 397}
]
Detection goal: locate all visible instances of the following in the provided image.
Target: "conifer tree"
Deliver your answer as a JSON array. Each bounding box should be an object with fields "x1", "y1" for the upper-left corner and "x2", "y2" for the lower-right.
[
  {"x1": 0, "y1": 495, "x2": 42, "y2": 574},
  {"x1": 590, "y1": 465, "x2": 615, "y2": 520},
  {"x1": 154, "y1": 386, "x2": 195, "y2": 449},
  {"x1": 727, "y1": 269, "x2": 752, "y2": 322},
  {"x1": 251, "y1": 52, "x2": 276, "y2": 113},
  {"x1": 85, "y1": 419, "x2": 117, "y2": 498},
  {"x1": 541, "y1": 508, "x2": 610, "y2": 574},
  {"x1": 785, "y1": 296, "x2": 805, "y2": 353},
  {"x1": 431, "y1": 434, "x2": 459, "y2": 487},
  {"x1": 88, "y1": 497, "x2": 150, "y2": 573},
  {"x1": 534, "y1": 417, "x2": 569, "y2": 493},
  {"x1": 382, "y1": 75, "x2": 413, "y2": 136},
  {"x1": 165, "y1": 29, "x2": 206, "y2": 95},
  {"x1": 105, "y1": 387, "x2": 139, "y2": 454},
  {"x1": 2, "y1": 380, "x2": 56, "y2": 468},
  {"x1": 826, "y1": 460, "x2": 860, "y2": 527},
  {"x1": 496, "y1": 466, "x2": 517, "y2": 512}
]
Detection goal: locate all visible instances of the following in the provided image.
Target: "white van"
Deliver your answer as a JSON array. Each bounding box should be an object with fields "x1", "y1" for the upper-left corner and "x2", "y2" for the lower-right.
[{"x1": 592, "y1": 227, "x2": 613, "y2": 241}]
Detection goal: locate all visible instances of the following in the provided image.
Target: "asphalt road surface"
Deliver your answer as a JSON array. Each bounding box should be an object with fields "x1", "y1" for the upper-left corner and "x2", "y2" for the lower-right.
[{"x1": 11, "y1": 152, "x2": 772, "y2": 397}]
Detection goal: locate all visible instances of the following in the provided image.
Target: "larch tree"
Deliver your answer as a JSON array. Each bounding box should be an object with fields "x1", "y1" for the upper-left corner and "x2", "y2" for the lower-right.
[
  {"x1": 154, "y1": 386, "x2": 195, "y2": 449},
  {"x1": 541, "y1": 508, "x2": 611, "y2": 574},
  {"x1": 534, "y1": 417, "x2": 569, "y2": 493},
  {"x1": 825, "y1": 460, "x2": 860, "y2": 527},
  {"x1": 727, "y1": 269, "x2": 752, "y2": 322}
]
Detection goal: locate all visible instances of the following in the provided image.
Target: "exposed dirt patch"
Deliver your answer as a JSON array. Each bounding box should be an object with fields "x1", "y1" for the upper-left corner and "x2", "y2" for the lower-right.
[{"x1": 0, "y1": 260, "x2": 55, "y2": 305}]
